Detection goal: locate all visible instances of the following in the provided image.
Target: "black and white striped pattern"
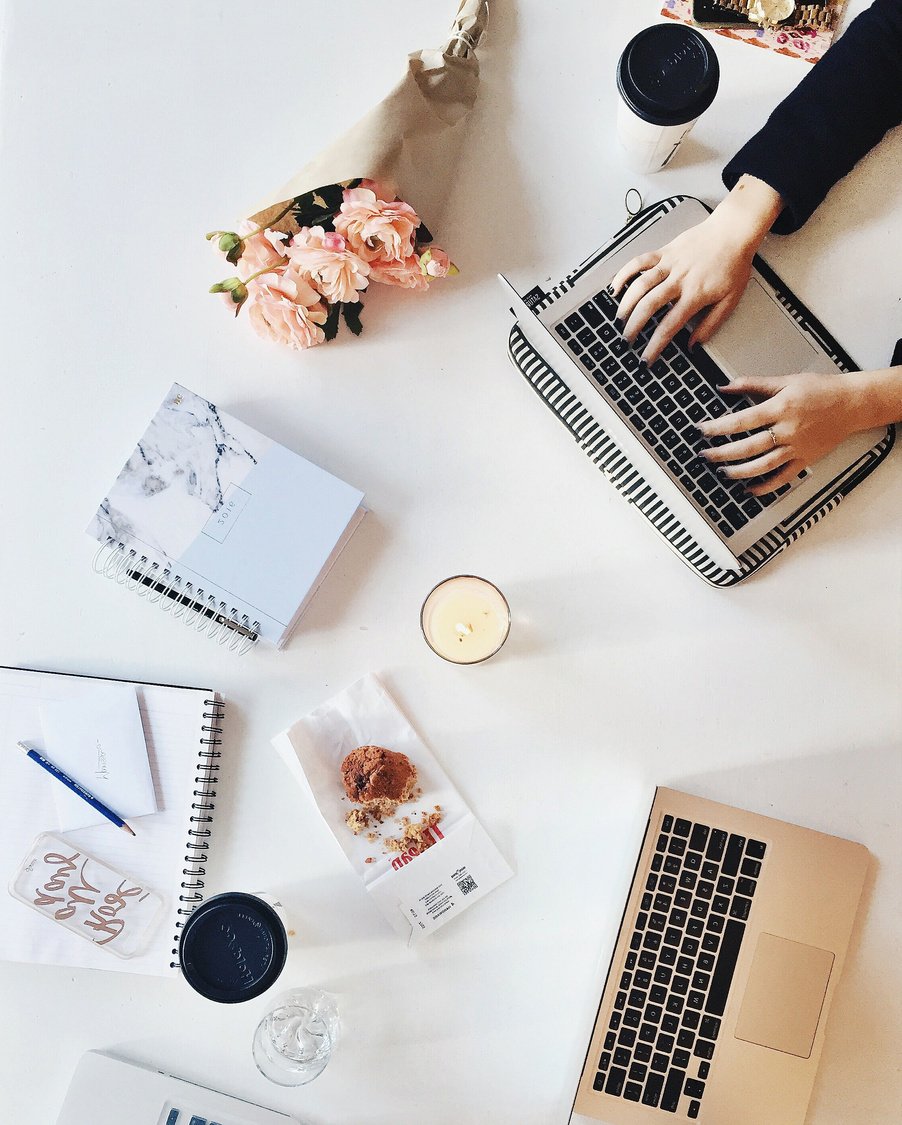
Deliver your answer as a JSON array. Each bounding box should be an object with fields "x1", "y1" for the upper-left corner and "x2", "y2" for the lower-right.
[{"x1": 507, "y1": 200, "x2": 896, "y2": 585}]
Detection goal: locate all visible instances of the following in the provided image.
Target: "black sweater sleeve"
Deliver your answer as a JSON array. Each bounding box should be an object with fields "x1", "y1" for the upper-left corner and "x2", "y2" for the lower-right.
[{"x1": 722, "y1": 0, "x2": 902, "y2": 234}]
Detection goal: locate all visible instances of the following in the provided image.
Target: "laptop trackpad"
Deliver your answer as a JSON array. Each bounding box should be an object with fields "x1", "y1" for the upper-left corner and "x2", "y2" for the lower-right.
[{"x1": 735, "y1": 933, "x2": 835, "y2": 1059}]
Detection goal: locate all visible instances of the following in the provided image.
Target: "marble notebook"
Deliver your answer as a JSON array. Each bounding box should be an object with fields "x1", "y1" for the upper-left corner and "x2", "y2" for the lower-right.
[{"x1": 88, "y1": 384, "x2": 365, "y2": 649}]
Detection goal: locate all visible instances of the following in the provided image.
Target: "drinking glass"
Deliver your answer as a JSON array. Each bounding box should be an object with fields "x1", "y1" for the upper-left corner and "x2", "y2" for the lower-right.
[{"x1": 252, "y1": 988, "x2": 340, "y2": 1086}]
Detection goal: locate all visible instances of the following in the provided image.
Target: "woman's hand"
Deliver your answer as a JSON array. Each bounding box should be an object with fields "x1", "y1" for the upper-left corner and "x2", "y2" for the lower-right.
[
  {"x1": 697, "y1": 369, "x2": 888, "y2": 495},
  {"x1": 609, "y1": 176, "x2": 785, "y2": 364}
]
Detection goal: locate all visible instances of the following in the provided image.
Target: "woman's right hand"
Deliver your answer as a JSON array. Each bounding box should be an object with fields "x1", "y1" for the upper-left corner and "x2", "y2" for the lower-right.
[{"x1": 609, "y1": 176, "x2": 786, "y2": 364}]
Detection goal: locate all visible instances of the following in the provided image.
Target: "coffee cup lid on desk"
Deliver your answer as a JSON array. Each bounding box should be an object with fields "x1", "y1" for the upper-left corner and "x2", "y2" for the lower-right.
[
  {"x1": 179, "y1": 892, "x2": 288, "y2": 1004},
  {"x1": 617, "y1": 24, "x2": 720, "y2": 128}
]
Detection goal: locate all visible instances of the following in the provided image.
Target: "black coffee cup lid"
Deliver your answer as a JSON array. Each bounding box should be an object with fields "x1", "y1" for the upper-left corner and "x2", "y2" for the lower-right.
[
  {"x1": 179, "y1": 892, "x2": 287, "y2": 1004},
  {"x1": 618, "y1": 24, "x2": 720, "y2": 127}
]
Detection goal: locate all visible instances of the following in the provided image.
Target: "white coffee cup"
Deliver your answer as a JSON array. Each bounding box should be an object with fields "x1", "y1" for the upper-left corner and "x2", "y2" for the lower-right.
[{"x1": 616, "y1": 24, "x2": 720, "y2": 175}]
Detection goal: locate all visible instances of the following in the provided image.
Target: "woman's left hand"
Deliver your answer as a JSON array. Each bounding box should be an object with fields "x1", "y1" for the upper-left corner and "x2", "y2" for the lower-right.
[{"x1": 696, "y1": 370, "x2": 860, "y2": 495}]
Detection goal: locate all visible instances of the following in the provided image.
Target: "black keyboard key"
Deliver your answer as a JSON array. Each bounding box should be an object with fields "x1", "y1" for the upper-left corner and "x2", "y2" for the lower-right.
[
  {"x1": 624, "y1": 1081, "x2": 643, "y2": 1102},
  {"x1": 650, "y1": 985, "x2": 668, "y2": 1005},
  {"x1": 664, "y1": 927, "x2": 682, "y2": 947},
  {"x1": 646, "y1": 873, "x2": 659, "y2": 892},
  {"x1": 626, "y1": 385, "x2": 642, "y2": 404},
  {"x1": 697, "y1": 384, "x2": 714, "y2": 403},
  {"x1": 671, "y1": 354, "x2": 690, "y2": 376},
  {"x1": 730, "y1": 896, "x2": 752, "y2": 921},
  {"x1": 566, "y1": 339, "x2": 582, "y2": 355},
  {"x1": 636, "y1": 912, "x2": 648, "y2": 931},
  {"x1": 679, "y1": 871, "x2": 697, "y2": 890},
  {"x1": 661, "y1": 1067, "x2": 686, "y2": 1112},
  {"x1": 605, "y1": 1066, "x2": 627, "y2": 1096},
  {"x1": 635, "y1": 1042, "x2": 652, "y2": 1063},
  {"x1": 651, "y1": 1052, "x2": 669, "y2": 1074},
  {"x1": 615, "y1": 991, "x2": 628, "y2": 1010},
  {"x1": 746, "y1": 839, "x2": 767, "y2": 859},
  {"x1": 589, "y1": 341, "x2": 608, "y2": 362},
  {"x1": 682, "y1": 1010, "x2": 700, "y2": 1031},
  {"x1": 675, "y1": 387, "x2": 693, "y2": 407},
  {"x1": 688, "y1": 1101, "x2": 701, "y2": 1119},
  {"x1": 722, "y1": 834, "x2": 747, "y2": 877},
  {"x1": 665, "y1": 995, "x2": 684, "y2": 1016},
  {"x1": 651, "y1": 854, "x2": 663, "y2": 873},
  {"x1": 601, "y1": 355, "x2": 620, "y2": 375},
  {"x1": 640, "y1": 1022, "x2": 658, "y2": 1043},
  {"x1": 698, "y1": 953, "x2": 715, "y2": 973},
  {"x1": 686, "y1": 402, "x2": 705, "y2": 423},
  {"x1": 577, "y1": 327, "x2": 594, "y2": 347},
  {"x1": 722, "y1": 502, "x2": 746, "y2": 530},
  {"x1": 663, "y1": 374, "x2": 680, "y2": 394},
  {"x1": 688, "y1": 824, "x2": 709, "y2": 853},
  {"x1": 670, "y1": 410, "x2": 688, "y2": 432},
  {"x1": 641, "y1": 893, "x2": 653, "y2": 912},
  {"x1": 694, "y1": 1038, "x2": 715, "y2": 1060},
  {"x1": 649, "y1": 913, "x2": 666, "y2": 932},
  {"x1": 638, "y1": 950, "x2": 657, "y2": 969},
  {"x1": 662, "y1": 1014, "x2": 679, "y2": 1035},
  {"x1": 619, "y1": 1028, "x2": 637, "y2": 1048},
  {"x1": 629, "y1": 1061, "x2": 648, "y2": 1083},
  {"x1": 645, "y1": 1004, "x2": 663, "y2": 1024},
  {"x1": 672, "y1": 975, "x2": 689, "y2": 996},
  {"x1": 614, "y1": 371, "x2": 631, "y2": 389},
  {"x1": 742, "y1": 496, "x2": 763, "y2": 518},
  {"x1": 623, "y1": 352, "x2": 640, "y2": 372},
  {"x1": 624, "y1": 1008, "x2": 642, "y2": 1028},
  {"x1": 635, "y1": 970, "x2": 652, "y2": 989},
  {"x1": 705, "y1": 830, "x2": 726, "y2": 862},
  {"x1": 614, "y1": 1046, "x2": 632, "y2": 1067},
  {"x1": 610, "y1": 1011, "x2": 622, "y2": 1031},
  {"x1": 672, "y1": 1050, "x2": 691, "y2": 1072},
  {"x1": 737, "y1": 877, "x2": 757, "y2": 897},
  {"x1": 631, "y1": 931, "x2": 643, "y2": 950},
  {"x1": 687, "y1": 991, "x2": 705, "y2": 1011},
  {"x1": 635, "y1": 363, "x2": 651, "y2": 385},
  {"x1": 629, "y1": 989, "x2": 647, "y2": 1010},
  {"x1": 706, "y1": 918, "x2": 746, "y2": 1016},
  {"x1": 711, "y1": 895, "x2": 729, "y2": 915},
  {"x1": 698, "y1": 1062, "x2": 710, "y2": 1080},
  {"x1": 668, "y1": 837, "x2": 686, "y2": 856},
  {"x1": 707, "y1": 914, "x2": 725, "y2": 934},
  {"x1": 682, "y1": 936, "x2": 700, "y2": 956},
  {"x1": 675, "y1": 889, "x2": 692, "y2": 909},
  {"x1": 656, "y1": 1033, "x2": 675, "y2": 1054},
  {"x1": 696, "y1": 880, "x2": 714, "y2": 900},
  {"x1": 593, "y1": 1071, "x2": 606, "y2": 1092},
  {"x1": 677, "y1": 1028, "x2": 695, "y2": 1049},
  {"x1": 692, "y1": 971, "x2": 711, "y2": 991},
  {"x1": 555, "y1": 323, "x2": 570, "y2": 339},
  {"x1": 642, "y1": 1071, "x2": 665, "y2": 1108},
  {"x1": 659, "y1": 945, "x2": 677, "y2": 967},
  {"x1": 685, "y1": 1077, "x2": 706, "y2": 1099},
  {"x1": 599, "y1": 322, "x2": 617, "y2": 342},
  {"x1": 644, "y1": 931, "x2": 662, "y2": 950},
  {"x1": 594, "y1": 289, "x2": 617, "y2": 312},
  {"x1": 605, "y1": 1030, "x2": 616, "y2": 1051},
  {"x1": 684, "y1": 851, "x2": 703, "y2": 871},
  {"x1": 611, "y1": 338, "x2": 629, "y2": 357},
  {"x1": 669, "y1": 909, "x2": 687, "y2": 929},
  {"x1": 663, "y1": 856, "x2": 681, "y2": 874},
  {"x1": 580, "y1": 301, "x2": 603, "y2": 327},
  {"x1": 654, "y1": 894, "x2": 673, "y2": 914},
  {"x1": 676, "y1": 956, "x2": 693, "y2": 975},
  {"x1": 716, "y1": 875, "x2": 734, "y2": 895},
  {"x1": 700, "y1": 1016, "x2": 721, "y2": 1041},
  {"x1": 658, "y1": 875, "x2": 677, "y2": 894}
]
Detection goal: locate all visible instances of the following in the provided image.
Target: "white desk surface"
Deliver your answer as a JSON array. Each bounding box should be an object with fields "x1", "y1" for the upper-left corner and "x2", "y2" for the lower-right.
[{"x1": 1, "y1": 1, "x2": 899, "y2": 1122}]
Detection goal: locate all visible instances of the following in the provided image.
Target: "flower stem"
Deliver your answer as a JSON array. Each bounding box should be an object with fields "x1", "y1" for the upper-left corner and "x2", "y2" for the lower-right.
[{"x1": 243, "y1": 200, "x2": 295, "y2": 241}]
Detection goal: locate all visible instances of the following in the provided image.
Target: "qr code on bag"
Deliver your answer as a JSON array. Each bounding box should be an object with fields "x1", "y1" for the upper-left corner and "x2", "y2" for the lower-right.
[{"x1": 456, "y1": 874, "x2": 478, "y2": 896}]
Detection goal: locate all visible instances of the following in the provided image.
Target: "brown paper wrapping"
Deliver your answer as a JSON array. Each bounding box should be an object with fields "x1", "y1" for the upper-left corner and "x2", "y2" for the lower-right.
[{"x1": 248, "y1": 0, "x2": 488, "y2": 233}]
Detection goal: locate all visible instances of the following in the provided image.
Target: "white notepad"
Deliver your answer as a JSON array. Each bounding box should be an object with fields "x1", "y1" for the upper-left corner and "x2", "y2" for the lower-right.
[
  {"x1": 0, "y1": 666, "x2": 223, "y2": 977},
  {"x1": 87, "y1": 383, "x2": 366, "y2": 650}
]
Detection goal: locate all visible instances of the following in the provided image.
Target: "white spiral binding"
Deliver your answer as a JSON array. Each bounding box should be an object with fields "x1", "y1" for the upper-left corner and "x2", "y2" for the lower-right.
[
  {"x1": 93, "y1": 539, "x2": 259, "y2": 655},
  {"x1": 170, "y1": 697, "x2": 224, "y2": 968}
]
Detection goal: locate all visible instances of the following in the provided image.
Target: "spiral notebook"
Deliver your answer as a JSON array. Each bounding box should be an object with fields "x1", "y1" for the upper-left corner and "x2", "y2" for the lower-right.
[
  {"x1": 0, "y1": 666, "x2": 222, "y2": 977},
  {"x1": 87, "y1": 383, "x2": 366, "y2": 655}
]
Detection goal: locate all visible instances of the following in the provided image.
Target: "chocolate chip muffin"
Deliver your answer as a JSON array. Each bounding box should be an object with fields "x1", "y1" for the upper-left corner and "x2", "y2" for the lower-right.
[{"x1": 340, "y1": 744, "x2": 417, "y2": 817}]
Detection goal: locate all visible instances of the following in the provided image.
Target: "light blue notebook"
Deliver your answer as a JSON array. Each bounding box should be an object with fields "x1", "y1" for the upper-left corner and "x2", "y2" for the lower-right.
[{"x1": 88, "y1": 384, "x2": 365, "y2": 651}]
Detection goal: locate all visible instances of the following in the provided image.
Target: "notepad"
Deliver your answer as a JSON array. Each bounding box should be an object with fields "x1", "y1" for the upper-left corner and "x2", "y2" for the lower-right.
[
  {"x1": 38, "y1": 682, "x2": 157, "y2": 831},
  {"x1": 0, "y1": 666, "x2": 224, "y2": 977},
  {"x1": 87, "y1": 383, "x2": 366, "y2": 650}
]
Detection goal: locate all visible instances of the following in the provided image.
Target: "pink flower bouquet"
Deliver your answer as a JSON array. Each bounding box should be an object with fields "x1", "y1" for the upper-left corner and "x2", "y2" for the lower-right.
[{"x1": 208, "y1": 0, "x2": 488, "y2": 351}]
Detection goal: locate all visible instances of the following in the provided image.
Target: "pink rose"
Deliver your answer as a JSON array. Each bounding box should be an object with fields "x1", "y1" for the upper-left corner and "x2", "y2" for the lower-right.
[
  {"x1": 369, "y1": 254, "x2": 429, "y2": 291},
  {"x1": 286, "y1": 226, "x2": 370, "y2": 304},
  {"x1": 358, "y1": 178, "x2": 398, "y2": 203},
  {"x1": 334, "y1": 187, "x2": 420, "y2": 264},
  {"x1": 234, "y1": 220, "x2": 289, "y2": 279},
  {"x1": 247, "y1": 268, "x2": 328, "y2": 350},
  {"x1": 420, "y1": 246, "x2": 454, "y2": 279}
]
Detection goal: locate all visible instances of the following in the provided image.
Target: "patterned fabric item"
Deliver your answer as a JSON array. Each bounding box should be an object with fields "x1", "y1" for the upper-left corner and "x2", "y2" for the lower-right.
[{"x1": 506, "y1": 199, "x2": 895, "y2": 587}]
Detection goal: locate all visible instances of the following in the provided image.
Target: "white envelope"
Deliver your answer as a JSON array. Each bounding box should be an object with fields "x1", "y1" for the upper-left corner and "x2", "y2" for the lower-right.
[
  {"x1": 38, "y1": 682, "x2": 157, "y2": 831},
  {"x1": 271, "y1": 673, "x2": 513, "y2": 941}
]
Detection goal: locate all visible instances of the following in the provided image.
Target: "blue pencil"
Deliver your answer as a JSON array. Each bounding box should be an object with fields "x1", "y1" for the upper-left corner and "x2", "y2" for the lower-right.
[{"x1": 17, "y1": 741, "x2": 136, "y2": 836}]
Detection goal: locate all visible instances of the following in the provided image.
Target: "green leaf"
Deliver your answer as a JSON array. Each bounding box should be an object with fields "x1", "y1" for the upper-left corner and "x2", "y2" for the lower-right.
[
  {"x1": 322, "y1": 301, "x2": 341, "y2": 342},
  {"x1": 341, "y1": 300, "x2": 364, "y2": 336}
]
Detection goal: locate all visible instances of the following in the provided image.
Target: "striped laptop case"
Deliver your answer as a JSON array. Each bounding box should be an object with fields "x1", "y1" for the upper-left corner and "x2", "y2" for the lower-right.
[{"x1": 506, "y1": 197, "x2": 895, "y2": 587}]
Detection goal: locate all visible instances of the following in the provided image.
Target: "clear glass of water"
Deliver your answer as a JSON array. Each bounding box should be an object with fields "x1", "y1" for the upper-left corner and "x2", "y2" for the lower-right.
[{"x1": 252, "y1": 988, "x2": 340, "y2": 1086}]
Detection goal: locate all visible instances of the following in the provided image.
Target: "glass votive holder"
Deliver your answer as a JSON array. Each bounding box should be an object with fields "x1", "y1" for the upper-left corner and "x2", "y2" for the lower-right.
[
  {"x1": 252, "y1": 988, "x2": 340, "y2": 1086},
  {"x1": 420, "y1": 575, "x2": 511, "y2": 665}
]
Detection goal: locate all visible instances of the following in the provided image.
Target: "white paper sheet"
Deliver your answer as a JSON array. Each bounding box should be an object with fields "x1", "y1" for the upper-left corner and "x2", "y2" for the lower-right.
[{"x1": 38, "y1": 682, "x2": 157, "y2": 831}]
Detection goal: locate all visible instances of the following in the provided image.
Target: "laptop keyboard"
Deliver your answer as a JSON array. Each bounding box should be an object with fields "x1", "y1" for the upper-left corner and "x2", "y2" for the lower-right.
[
  {"x1": 553, "y1": 290, "x2": 794, "y2": 537},
  {"x1": 593, "y1": 815, "x2": 767, "y2": 1118}
]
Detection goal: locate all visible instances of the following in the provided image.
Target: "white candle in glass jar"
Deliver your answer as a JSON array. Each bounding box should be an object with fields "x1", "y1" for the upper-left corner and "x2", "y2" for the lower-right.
[{"x1": 420, "y1": 576, "x2": 511, "y2": 664}]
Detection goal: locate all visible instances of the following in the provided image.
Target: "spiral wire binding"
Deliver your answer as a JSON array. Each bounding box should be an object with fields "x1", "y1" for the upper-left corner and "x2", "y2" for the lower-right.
[
  {"x1": 93, "y1": 539, "x2": 259, "y2": 655},
  {"x1": 169, "y1": 696, "x2": 224, "y2": 968}
]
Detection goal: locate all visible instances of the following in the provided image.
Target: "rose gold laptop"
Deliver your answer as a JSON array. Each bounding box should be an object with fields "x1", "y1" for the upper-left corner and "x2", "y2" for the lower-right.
[{"x1": 569, "y1": 788, "x2": 868, "y2": 1124}]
